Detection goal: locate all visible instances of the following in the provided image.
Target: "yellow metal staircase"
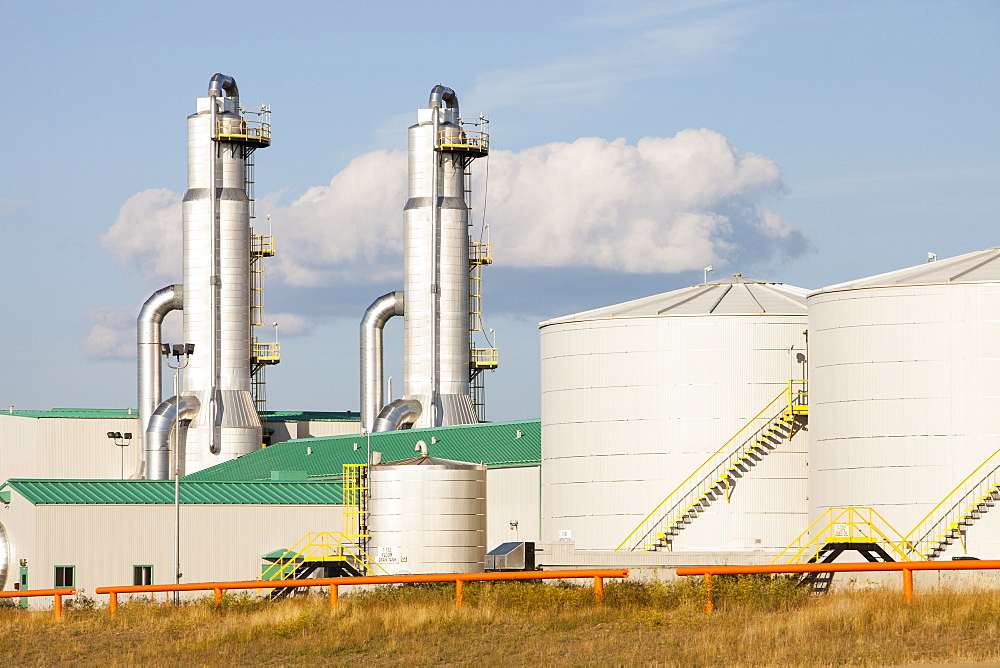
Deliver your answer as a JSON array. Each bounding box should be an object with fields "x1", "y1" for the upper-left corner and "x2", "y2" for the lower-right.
[
  {"x1": 260, "y1": 531, "x2": 386, "y2": 582},
  {"x1": 616, "y1": 381, "x2": 808, "y2": 552},
  {"x1": 901, "y1": 446, "x2": 1000, "y2": 560},
  {"x1": 774, "y1": 506, "x2": 919, "y2": 565},
  {"x1": 772, "y1": 506, "x2": 919, "y2": 592}
]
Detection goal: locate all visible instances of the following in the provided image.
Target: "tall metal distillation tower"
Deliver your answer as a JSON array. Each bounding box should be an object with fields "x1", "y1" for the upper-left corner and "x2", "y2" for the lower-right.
[
  {"x1": 361, "y1": 85, "x2": 494, "y2": 431},
  {"x1": 138, "y1": 74, "x2": 272, "y2": 478}
]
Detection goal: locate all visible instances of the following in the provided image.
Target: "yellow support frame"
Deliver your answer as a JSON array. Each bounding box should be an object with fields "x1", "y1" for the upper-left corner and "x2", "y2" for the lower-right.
[{"x1": 773, "y1": 506, "x2": 923, "y2": 564}]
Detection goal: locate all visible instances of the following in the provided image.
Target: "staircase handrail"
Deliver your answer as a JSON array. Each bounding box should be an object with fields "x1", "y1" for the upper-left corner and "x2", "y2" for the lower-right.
[
  {"x1": 773, "y1": 506, "x2": 920, "y2": 564},
  {"x1": 901, "y1": 445, "x2": 1000, "y2": 558},
  {"x1": 260, "y1": 531, "x2": 388, "y2": 580},
  {"x1": 615, "y1": 381, "x2": 804, "y2": 551}
]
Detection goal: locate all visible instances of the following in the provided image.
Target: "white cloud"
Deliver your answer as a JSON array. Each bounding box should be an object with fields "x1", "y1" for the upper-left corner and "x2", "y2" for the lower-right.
[
  {"x1": 267, "y1": 129, "x2": 805, "y2": 282},
  {"x1": 102, "y1": 130, "x2": 806, "y2": 290},
  {"x1": 100, "y1": 188, "x2": 182, "y2": 283},
  {"x1": 267, "y1": 313, "x2": 312, "y2": 337},
  {"x1": 0, "y1": 198, "x2": 29, "y2": 218},
  {"x1": 468, "y1": 3, "x2": 754, "y2": 110},
  {"x1": 268, "y1": 149, "x2": 408, "y2": 286},
  {"x1": 83, "y1": 307, "x2": 135, "y2": 359}
]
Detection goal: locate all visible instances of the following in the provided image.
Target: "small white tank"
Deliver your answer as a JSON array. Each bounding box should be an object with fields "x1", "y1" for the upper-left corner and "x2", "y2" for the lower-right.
[{"x1": 368, "y1": 454, "x2": 487, "y2": 574}]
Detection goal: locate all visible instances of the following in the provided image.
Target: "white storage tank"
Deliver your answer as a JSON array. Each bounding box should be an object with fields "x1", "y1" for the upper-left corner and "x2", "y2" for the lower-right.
[
  {"x1": 808, "y1": 247, "x2": 1000, "y2": 559},
  {"x1": 368, "y1": 453, "x2": 487, "y2": 574},
  {"x1": 540, "y1": 275, "x2": 810, "y2": 551}
]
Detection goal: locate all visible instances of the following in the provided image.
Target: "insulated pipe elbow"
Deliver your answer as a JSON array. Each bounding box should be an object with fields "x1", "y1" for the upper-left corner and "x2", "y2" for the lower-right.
[
  {"x1": 208, "y1": 73, "x2": 239, "y2": 105},
  {"x1": 372, "y1": 399, "x2": 422, "y2": 432},
  {"x1": 145, "y1": 395, "x2": 201, "y2": 480},
  {"x1": 429, "y1": 84, "x2": 458, "y2": 111},
  {"x1": 361, "y1": 291, "x2": 405, "y2": 431},
  {"x1": 137, "y1": 285, "x2": 183, "y2": 473}
]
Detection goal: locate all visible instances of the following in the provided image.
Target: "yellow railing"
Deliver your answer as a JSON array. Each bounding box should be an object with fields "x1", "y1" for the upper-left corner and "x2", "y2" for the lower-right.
[
  {"x1": 216, "y1": 117, "x2": 271, "y2": 146},
  {"x1": 260, "y1": 531, "x2": 386, "y2": 580},
  {"x1": 615, "y1": 381, "x2": 808, "y2": 551},
  {"x1": 470, "y1": 242, "x2": 493, "y2": 265},
  {"x1": 901, "y1": 445, "x2": 1000, "y2": 559},
  {"x1": 774, "y1": 506, "x2": 922, "y2": 564},
  {"x1": 253, "y1": 341, "x2": 281, "y2": 362},
  {"x1": 252, "y1": 234, "x2": 275, "y2": 258},
  {"x1": 438, "y1": 128, "x2": 489, "y2": 153},
  {"x1": 471, "y1": 347, "x2": 498, "y2": 368}
]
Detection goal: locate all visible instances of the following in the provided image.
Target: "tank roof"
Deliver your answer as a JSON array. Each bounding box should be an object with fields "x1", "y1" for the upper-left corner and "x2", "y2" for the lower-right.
[
  {"x1": 377, "y1": 455, "x2": 485, "y2": 469},
  {"x1": 186, "y1": 419, "x2": 540, "y2": 482},
  {"x1": 541, "y1": 275, "x2": 807, "y2": 325},
  {"x1": 815, "y1": 247, "x2": 1000, "y2": 293}
]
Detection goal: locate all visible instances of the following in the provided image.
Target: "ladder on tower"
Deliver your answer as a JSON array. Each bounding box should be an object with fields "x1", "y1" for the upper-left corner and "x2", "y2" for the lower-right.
[
  {"x1": 439, "y1": 115, "x2": 496, "y2": 423},
  {"x1": 250, "y1": 234, "x2": 279, "y2": 414}
]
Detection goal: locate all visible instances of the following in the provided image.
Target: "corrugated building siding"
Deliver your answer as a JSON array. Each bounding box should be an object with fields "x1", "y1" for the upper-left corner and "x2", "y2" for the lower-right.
[
  {"x1": 487, "y1": 466, "x2": 541, "y2": 548},
  {"x1": 0, "y1": 487, "x2": 343, "y2": 606},
  {"x1": 0, "y1": 414, "x2": 140, "y2": 481}
]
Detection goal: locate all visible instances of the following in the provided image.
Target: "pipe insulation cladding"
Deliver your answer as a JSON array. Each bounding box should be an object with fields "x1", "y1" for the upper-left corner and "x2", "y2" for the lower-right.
[
  {"x1": 137, "y1": 284, "x2": 183, "y2": 477},
  {"x1": 401, "y1": 86, "x2": 478, "y2": 429},
  {"x1": 171, "y1": 73, "x2": 268, "y2": 475}
]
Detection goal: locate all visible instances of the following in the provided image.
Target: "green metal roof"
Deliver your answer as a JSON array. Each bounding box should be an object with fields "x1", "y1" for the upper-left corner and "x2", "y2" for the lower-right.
[
  {"x1": 0, "y1": 479, "x2": 343, "y2": 505},
  {"x1": 186, "y1": 419, "x2": 541, "y2": 482},
  {"x1": 261, "y1": 410, "x2": 360, "y2": 423},
  {"x1": 3, "y1": 408, "x2": 139, "y2": 419}
]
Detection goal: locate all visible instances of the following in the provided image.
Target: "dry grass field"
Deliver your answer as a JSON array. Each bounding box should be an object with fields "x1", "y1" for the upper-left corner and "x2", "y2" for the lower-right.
[{"x1": 2, "y1": 577, "x2": 999, "y2": 665}]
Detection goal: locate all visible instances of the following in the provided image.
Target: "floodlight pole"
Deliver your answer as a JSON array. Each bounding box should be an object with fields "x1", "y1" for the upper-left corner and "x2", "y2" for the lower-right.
[
  {"x1": 164, "y1": 343, "x2": 193, "y2": 604},
  {"x1": 107, "y1": 432, "x2": 133, "y2": 479}
]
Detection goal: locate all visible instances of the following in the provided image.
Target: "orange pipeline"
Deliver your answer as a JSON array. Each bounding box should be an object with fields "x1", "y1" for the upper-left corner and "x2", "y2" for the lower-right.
[
  {"x1": 95, "y1": 569, "x2": 629, "y2": 595},
  {"x1": 676, "y1": 560, "x2": 1000, "y2": 576},
  {"x1": 676, "y1": 560, "x2": 1000, "y2": 613},
  {"x1": 96, "y1": 569, "x2": 629, "y2": 617},
  {"x1": 0, "y1": 588, "x2": 76, "y2": 621}
]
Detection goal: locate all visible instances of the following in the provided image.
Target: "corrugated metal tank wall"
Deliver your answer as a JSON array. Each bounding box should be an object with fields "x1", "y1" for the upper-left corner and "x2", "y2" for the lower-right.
[
  {"x1": 540, "y1": 277, "x2": 810, "y2": 551},
  {"x1": 368, "y1": 456, "x2": 486, "y2": 574},
  {"x1": 808, "y1": 248, "x2": 1000, "y2": 558}
]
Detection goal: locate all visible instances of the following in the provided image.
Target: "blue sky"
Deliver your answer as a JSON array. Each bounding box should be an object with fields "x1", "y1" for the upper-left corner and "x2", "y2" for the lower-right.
[{"x1": 2, "y1": 0, "x2": 997, "y2": 420}]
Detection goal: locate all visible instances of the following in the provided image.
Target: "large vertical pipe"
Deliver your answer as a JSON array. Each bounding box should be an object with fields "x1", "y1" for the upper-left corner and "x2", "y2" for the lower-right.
[
  {"x1": 181, "y1": 74, "x2": 260, "y2": 475},
  {"x1": 360, "y1": 291, "x2": 405, "y2": 431},
  {"x1": 137, "y1": 284, "x2": 183, "y2": 476},
  {"x1": 402, "y1": 86, "x2": 476, "y2": 428}
]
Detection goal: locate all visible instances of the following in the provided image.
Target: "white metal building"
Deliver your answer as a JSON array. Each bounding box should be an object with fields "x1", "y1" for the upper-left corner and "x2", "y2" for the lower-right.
[
  {"x1": 0, "y1": 479, "x2": 344, "y2": 608},
  {"x1": 808, "y1": 247, "x2": 1000, "y2": 558},
  {"x1": 0, "y1": 409, "x2": 359, "y2": 484},
  {"x1": 540, "y1": 275, "x2": 810, "y2": 551}
]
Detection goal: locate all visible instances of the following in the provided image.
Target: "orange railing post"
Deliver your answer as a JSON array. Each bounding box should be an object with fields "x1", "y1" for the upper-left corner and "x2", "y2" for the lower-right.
[
  {"x1": 110, "y1": 591, "x2": 118, "y2": 618},
  {"x1": 455, "y1": 579, "x2": 464, "y2": 610},
  {"x1": 903, "y1": 568, "x2": 913, "y2": 604},
  {"x1": 594, "y1": 576, "x2": 604, "y2": 609},
  {"x1": 329, "y1": 584, "x2": 339, "y2": 610},
  {"x1": 214, "y1": 587, "x2": 223, "y2": 607},
  {"x1": 54, "y1": 593, "x2": 63, "y2": 622},
  {"x1": 704, "y1": 573, "x2": 714, "y2": 615}
]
